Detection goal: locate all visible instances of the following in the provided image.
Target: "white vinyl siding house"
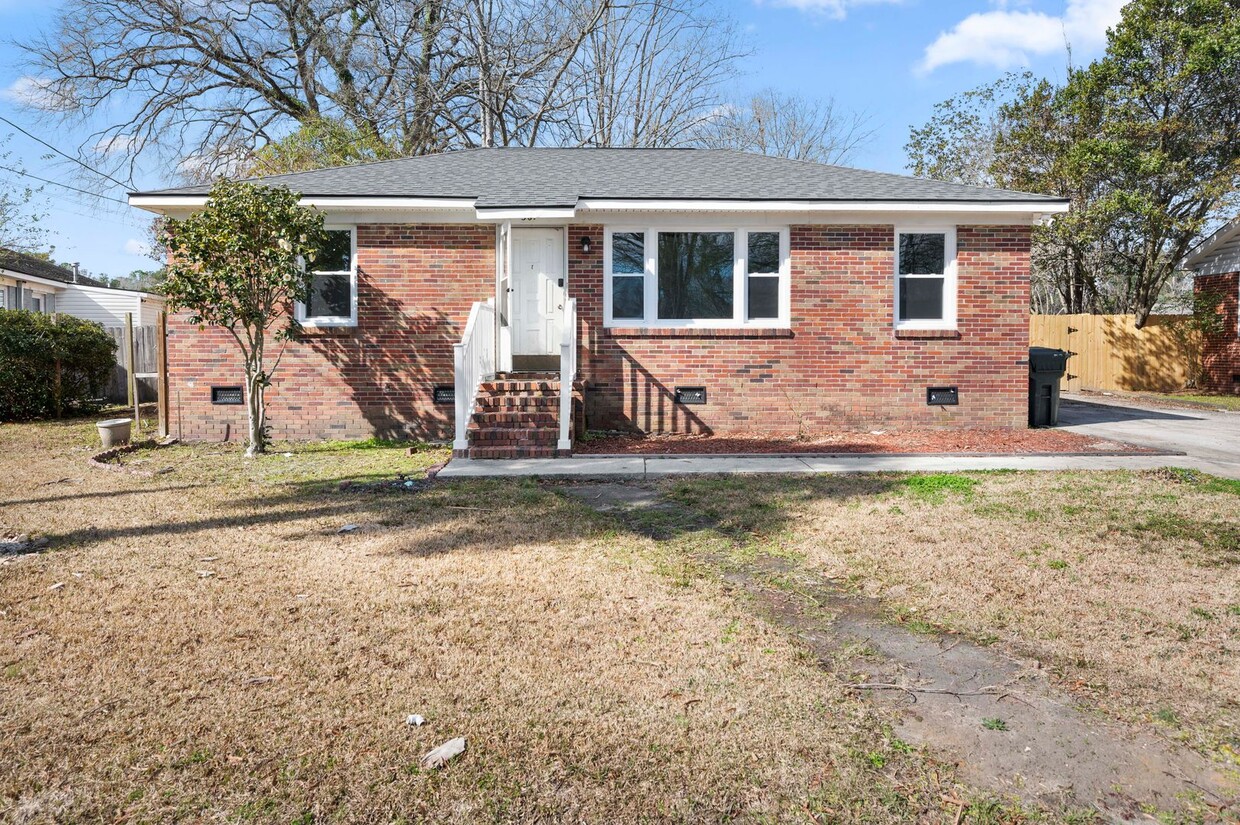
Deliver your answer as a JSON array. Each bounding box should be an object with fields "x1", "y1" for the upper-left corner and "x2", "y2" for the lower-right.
[
  {"x1": 0, "y1": 251, "x2": 165, "y2": 327},
  {"x1": 53, "y1": 282, "x2": 164, "y2": 327}
]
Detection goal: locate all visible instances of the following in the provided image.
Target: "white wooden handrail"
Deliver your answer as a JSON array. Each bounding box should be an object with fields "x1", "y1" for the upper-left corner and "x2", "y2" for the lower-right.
[
  {"x1": 453, "y1": 299, "x2": 496, "y2": 452},
  {"x1": 558, "y1": 297, "x2": 578, "y2": 452}
]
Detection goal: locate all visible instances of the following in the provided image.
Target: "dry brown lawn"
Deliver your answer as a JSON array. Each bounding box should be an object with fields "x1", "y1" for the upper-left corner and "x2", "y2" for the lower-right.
[
  {"x1": 664, "y1": 470, "x2": 1240, "y2": 765},
  {"x1": 1, "y1": 416, "x2": 969, "y2": 824}
]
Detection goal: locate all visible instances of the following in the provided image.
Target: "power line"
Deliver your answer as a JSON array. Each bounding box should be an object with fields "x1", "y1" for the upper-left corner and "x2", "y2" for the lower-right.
[
  {"x1": 0, "y1": 114, "x2": 131, "y2": 190},
  {"x1": 0, "y1": 162, "x2": 129, "y2": 205}
]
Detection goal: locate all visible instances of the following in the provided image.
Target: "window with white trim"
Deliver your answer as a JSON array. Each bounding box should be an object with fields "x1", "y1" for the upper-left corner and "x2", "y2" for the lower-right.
[
  {"x1": 895, "y1": 228, "x2": 957, "y2": 330},
  {"x1": 604, "y1": 227, "x2": 789, "y2": 328},
  {"x1": 297, "y1": 228, "x2": 357, "y2": 327}
]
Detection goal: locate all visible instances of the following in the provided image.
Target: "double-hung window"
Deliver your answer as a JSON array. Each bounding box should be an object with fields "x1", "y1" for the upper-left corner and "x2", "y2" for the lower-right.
[
  {"x1": 604, "y1": 227, "x2": 789, "y2": 328},
  {"x1": 894, "y1": 228, "x2": 957, "y2": 330},
  {"x1": 297, "y1": 227, "x2": 357, "y2": 327}
]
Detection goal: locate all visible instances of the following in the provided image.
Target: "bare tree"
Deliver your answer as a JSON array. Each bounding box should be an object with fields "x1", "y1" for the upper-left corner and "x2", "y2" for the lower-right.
[
  {"x1": 694, "y1": 89, "x2": 873, "y2": 164},
  {"x1": 18, "y1": 0, "x2": 752, "y2": 180},
  {"x1": 556, "y1": 0, "x2": 746, "y2": 147}
]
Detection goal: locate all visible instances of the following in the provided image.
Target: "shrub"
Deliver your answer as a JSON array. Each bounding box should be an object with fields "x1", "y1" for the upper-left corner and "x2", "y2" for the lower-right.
[{"x1": 0, "y1": 309, "x2": 117, "y2": 421}]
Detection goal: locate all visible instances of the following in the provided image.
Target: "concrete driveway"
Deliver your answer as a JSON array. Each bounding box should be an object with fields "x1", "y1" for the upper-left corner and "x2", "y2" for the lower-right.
[{"x1": 1058, "y1": 394, "x2": 1240, "y2": 479}]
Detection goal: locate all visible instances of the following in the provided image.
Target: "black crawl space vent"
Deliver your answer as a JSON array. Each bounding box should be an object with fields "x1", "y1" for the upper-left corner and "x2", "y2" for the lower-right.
[
  {"x1": 926, "y1": 386, "x2": 959, "y2": 406},
  {"x1": 211, "y1": 386, "x2": 244, "y2": 405},
  {"x1": 433, "y1": 385, "x2": 456, "y2": 405},
  {"x1": 674, "y1": 386, "x2": 707, "y2": 405}
]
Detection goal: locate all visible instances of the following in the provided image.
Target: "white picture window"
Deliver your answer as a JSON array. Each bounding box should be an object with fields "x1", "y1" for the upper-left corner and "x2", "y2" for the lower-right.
[
  {"x1": 297, "y1": 228, "x2": 357, "y2": 327},
  {"x1": 895, "y1": 228, "x2": 957, "y2": 330},
  {"x1": 604, "y1": 227, "x2": 789, "y2": 328}
]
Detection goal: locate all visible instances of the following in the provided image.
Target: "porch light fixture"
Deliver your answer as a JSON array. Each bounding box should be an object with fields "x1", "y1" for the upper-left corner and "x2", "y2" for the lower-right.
[{"x1": 580, "y1": 235, "x2": 592, "y2": 254}]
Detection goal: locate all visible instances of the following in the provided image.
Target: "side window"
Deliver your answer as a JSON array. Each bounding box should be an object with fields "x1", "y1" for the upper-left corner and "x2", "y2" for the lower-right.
[
  {"x1": 895, "y1": 229, "x2": 956, "y2": 329},
  {"x1": 299, "y1": 228, "x2": 356, "y2": 326}
]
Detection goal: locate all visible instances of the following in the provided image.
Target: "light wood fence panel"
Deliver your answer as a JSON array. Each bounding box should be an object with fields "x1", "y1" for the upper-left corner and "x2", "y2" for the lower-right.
[
  {"x1": 105, "y1": 325, "x2": 159, "y2": 402},
  {"x1": 1029, "y1": 313, "x2": 1194, "y2": 393}
]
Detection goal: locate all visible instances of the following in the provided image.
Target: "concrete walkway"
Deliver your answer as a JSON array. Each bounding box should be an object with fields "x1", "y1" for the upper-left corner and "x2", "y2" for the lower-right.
[
  {"x1": 439, "y1": 393, "x2": 1240, "y2": 479},
  {"x1": 1058, "y1": 394, "x2": 1240, "y2": 479},
  {"x1": 436, "y1": 451, "x2": 1194, "y2": 479}
]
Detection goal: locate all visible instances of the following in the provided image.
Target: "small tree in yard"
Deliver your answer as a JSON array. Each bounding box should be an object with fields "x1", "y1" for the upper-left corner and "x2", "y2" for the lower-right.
[{"x1": 159, "y1": 180, "x2": 327, "y2": 456}]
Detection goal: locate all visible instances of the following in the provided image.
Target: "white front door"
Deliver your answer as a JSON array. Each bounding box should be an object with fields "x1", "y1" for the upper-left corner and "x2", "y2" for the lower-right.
[{"x1": 510, "y1": 228, "x2": 565, "y2": 356}]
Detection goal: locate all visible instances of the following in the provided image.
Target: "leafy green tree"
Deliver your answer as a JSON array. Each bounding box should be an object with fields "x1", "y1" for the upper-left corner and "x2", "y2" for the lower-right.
[
  {"x1": 1061, "y1": 0, "x2": 1240, "y2": 326},
  {"x1": 908, "y1": 0, "x2": 1240, "y2": 325},
  {"x1": 905, "y1": 72, "x2": 1034, "y2": 188},
  {"x1": 159, "y1": 180, "x2": 327, "y2": 456},
  {"x1": 248, "y1": 118, "x2": 397, "y2": 176}
]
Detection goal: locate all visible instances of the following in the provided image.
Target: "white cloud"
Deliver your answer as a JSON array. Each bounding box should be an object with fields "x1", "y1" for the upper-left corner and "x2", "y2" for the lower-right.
[
  {"x1": 919, "y1": 0, "x2": 1125, "y2": 73},
  {"x1": 124, "y1": 238, "x2": 151, "y2": 257},
  {"x1": 761, "y1": 0, "x2": 902, "y2": 21},
  {"x1": 0, "y1": 76, "x2": 76, "y2": 112}
]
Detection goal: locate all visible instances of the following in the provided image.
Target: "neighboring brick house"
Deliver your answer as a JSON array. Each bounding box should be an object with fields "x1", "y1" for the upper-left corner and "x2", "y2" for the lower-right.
[
  {"x1": 129, "y1": 148, "x2": 1068, "y2": 457},
  {"x1": 1184, "y1": 219, "x2": 1240, "y2": 394}
]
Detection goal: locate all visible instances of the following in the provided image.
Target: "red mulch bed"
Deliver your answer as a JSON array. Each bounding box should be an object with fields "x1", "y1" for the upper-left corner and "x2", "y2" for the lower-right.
[{"x1": 574, "y1": 428, "x2": 1157, "y2": 456}]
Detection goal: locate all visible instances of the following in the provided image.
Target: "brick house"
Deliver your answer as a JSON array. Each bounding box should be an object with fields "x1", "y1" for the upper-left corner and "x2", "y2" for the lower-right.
[
  {"x1": 1184, "y1": 218, "x2": 1240, "y2": 395},
  {"x1": 129, "y1": 148, "x2": 1068, "y2": 457}
]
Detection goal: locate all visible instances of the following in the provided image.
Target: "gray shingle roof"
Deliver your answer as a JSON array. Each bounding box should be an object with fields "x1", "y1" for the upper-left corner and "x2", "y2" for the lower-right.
[
  {"x1": 0, "y1": 248, "x2": 105, "y2": 287},
  {"x1": 134, "y1": 148, "x2": 1065, "y2": 208}
]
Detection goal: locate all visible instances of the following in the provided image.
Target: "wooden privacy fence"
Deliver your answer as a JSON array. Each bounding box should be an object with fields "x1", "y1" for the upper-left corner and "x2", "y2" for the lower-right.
[
  {"x1": 1029, "y1": 313, "x2": 1195, "y2": 393},
  {"x1": 106, "y1": 323, "x2": 159, "y2": 403}
]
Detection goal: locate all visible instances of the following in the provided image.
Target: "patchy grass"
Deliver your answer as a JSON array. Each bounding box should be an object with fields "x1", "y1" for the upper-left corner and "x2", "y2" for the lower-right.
[
  {"x1": 1, "y1": 415, "x2": 977, "y2": 823},
  {"x1": 1146, "y1": 392, "x2": 1240, "y2": 412},
  {"x1": 898, "y1": 473, "x2": 979, "y2": 502},
  {"x1": 660, "y1": 470, "x2": 1240, "y2": 765}
]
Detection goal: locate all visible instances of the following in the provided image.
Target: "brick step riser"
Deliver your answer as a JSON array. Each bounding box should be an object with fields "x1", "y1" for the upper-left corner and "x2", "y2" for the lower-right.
[
  {"x1": 480, "y1": 383, "x2": 560, "y2": 394},
  {"x1": 468, "y1": 446, "x2": 559, "y2": 459},
  {"x1": 474, "y1": 397, "x2": 561, "y2": 410},
  {"x1": 472, "y1": 412, "x2": 558, "y2": 426},
  {"x1": 469, "y1": 432, "x2": 560, "y2": 445}
]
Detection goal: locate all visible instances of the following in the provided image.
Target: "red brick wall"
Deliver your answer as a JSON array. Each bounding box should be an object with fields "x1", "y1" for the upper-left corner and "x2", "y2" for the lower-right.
[
  {"x1": 169, "y1": 220, "x2": 1034, "y2": 442},
  {"x1": 1195, "y1": 272, "x2": 1240, "y2": 394},
  {"x1": 166, "y1": 224, "x2": 494, "y2": 442},
  {"x1": 568, "y1": 224, "x2": 1032, "y2": 434}
]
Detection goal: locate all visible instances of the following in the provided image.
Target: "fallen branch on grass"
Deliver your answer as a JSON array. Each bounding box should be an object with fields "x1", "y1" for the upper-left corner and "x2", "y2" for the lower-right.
[{"x1": 845, "y1": 682, "x2": 1006, "y2": 703}]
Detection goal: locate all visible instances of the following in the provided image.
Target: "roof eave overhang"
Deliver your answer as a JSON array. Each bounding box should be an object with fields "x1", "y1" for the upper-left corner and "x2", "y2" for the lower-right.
[
  {"x1": 575, "y1": 198, "x2": 1070, "y2": 215},
  {"x1": 129, "y1": 193, "x2": 1070, "y2": 220},
  {"x1": 0, "y1": 269, "x2": 69, "y2": 290},
  {"x1": 1182, "y1": 218, "x2": 1240, "y2": 271}
]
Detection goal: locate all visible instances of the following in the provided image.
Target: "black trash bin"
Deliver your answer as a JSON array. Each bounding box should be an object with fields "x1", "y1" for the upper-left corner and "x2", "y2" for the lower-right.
[{"x1": 1028, "y1": 346, "x2": 1069, "y2": 427}]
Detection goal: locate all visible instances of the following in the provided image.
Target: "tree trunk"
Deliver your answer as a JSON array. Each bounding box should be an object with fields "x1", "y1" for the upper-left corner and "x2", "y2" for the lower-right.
[{"x1": 245, "y1": 366, "x2": 268, "y2": 457}]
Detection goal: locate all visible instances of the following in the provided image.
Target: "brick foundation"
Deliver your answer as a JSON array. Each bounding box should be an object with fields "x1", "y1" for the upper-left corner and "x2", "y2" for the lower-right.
[
  {"x1": 1195, "y1": 272, "x2": 1240, "y2": 394},
  {"x1": 168, "y1": 221, "x2": 1034, "y2": 443}
]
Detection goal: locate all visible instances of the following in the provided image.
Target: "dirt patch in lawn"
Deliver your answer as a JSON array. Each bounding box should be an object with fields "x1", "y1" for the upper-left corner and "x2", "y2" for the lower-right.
[
  {"x1": 563, "y1": 480, "x2": 1239, "y2": 820},
  {"x1": 575, "y1": 427, "x2": 1158, "y2": 456},
  {"x1": 657, "y1": 472, "x2": 1240, "y2": 771},
  {"x1": 0, "y1": 415, "x2": 974, "y2": 823}
]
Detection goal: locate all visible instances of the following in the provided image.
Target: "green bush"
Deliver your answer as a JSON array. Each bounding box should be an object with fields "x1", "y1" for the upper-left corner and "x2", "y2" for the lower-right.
[{"x1": 0, "y1": 309, "x2": 117, "y2": 421}]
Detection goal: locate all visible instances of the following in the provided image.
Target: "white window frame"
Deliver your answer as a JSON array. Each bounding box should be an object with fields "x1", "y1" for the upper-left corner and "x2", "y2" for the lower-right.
[
  {"x1": 296, "y1": 226, "x2": 358, "y2": 328},
  {"x1": 30, "y1": 294, "x2": 44, "y2": 313},
  {"x1": 603, "y1": 225, "x2": 791, "y2": 329},
  {"x1": 893, "y1": 226, "x2": 957, "y2": 331}
]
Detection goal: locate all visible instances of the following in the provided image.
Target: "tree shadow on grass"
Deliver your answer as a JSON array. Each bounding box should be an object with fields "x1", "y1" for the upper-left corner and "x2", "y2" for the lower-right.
[{"x1": 28, "y1": 470, "x2": 909, "y2": 564}]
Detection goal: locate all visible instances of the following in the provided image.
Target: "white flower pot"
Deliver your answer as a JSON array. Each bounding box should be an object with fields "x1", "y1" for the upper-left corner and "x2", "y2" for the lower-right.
[{"x1": 97, "y1": 418, "x2": 133, "y2": 449}]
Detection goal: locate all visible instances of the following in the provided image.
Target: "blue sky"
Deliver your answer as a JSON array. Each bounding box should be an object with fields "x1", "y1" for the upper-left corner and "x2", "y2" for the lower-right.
[{"x1": 0, "y1": 0, "x2": 1124, "y2": 278}]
